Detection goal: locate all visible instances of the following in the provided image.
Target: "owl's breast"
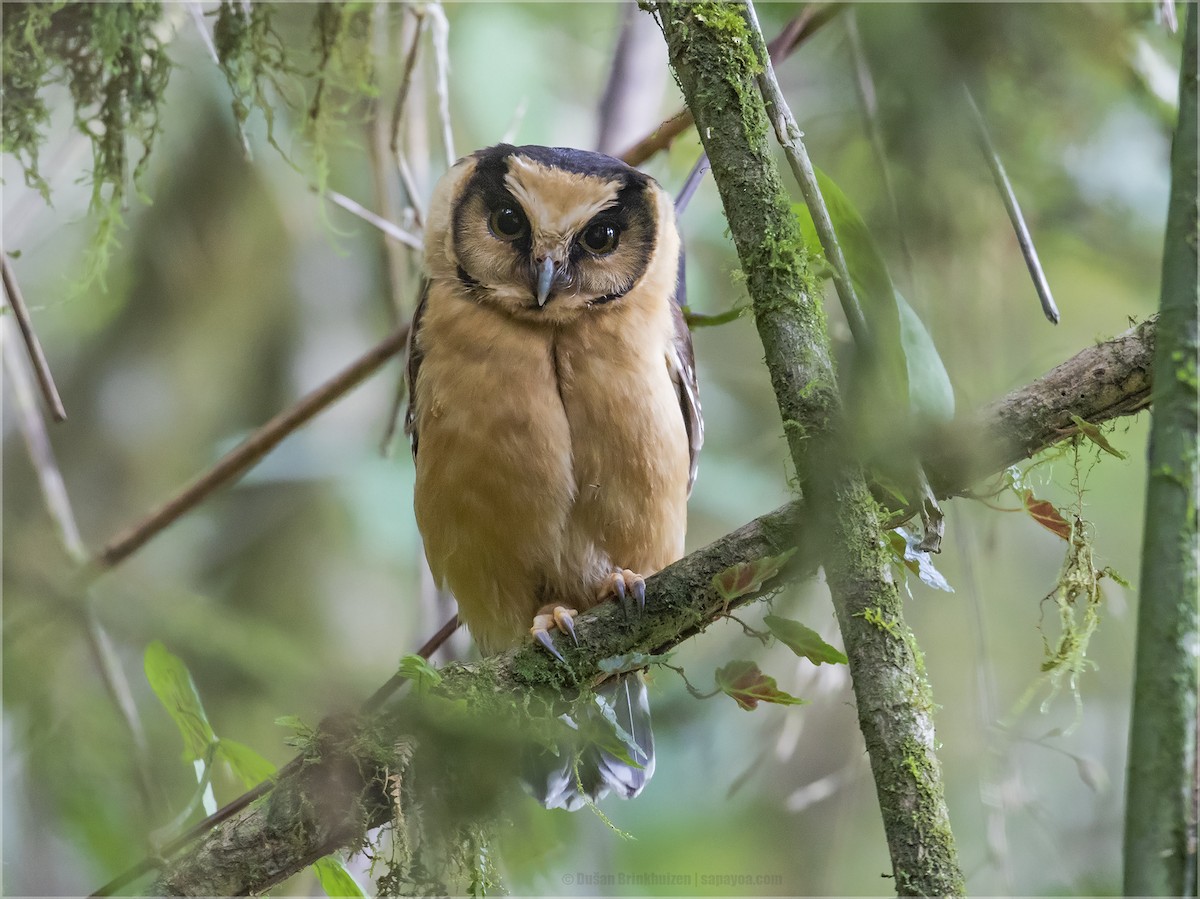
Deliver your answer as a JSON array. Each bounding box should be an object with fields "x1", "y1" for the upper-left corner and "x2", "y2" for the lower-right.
[{"x1": 412, "y1": 283, "x2": 576, "y2": 651}]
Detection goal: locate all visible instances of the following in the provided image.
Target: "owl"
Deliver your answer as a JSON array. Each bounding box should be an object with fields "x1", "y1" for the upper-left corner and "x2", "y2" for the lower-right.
[{"x1": 406, "y1": 144, "x2": 701, "y2": 809}]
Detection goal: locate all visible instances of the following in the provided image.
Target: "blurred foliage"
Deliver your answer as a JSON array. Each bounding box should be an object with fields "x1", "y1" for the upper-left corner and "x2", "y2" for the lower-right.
[{"x1": 2, "y1": 2, "x2": 1182, "y2": 896}]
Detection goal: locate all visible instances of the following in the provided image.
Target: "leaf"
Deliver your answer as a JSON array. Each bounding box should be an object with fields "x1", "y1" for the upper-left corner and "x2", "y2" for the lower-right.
[
  {"x1": 896, "y1": 292, "x2": 955, "y2": 423},
  {"x1": 714, "y1": 660, "x2": 807, "y2": 711},
  {"x1": 713, "y1": 548, "x2": 797, "y2": 604},
  {"x1": 144, "y1": 641, "x2": 216, "y2": 762},
  {"x1": 597, "y1": 651, "x2": 675, "y2": 676},
  {"x1": 395, "y1": 653, "x2": 442, "y2": 690},
  {"x1": 763, "y1": 615, "x2": 848, "y2": 665},
  {"x1": 794, "y1": 170, "x2": 955, "y2": 424},
  {"x1": 1069, "y1": 414, "x2": 1129, "y2": 460},
  {"x1": 1022, "y1": 490, "x2": 1072, "y2": 541},
  {"x1": 312, "y1": 855, "x2": 366, "y2": 898},
  {"x1": 216, "y1": 738, "x2": 277, "y2": 789}
]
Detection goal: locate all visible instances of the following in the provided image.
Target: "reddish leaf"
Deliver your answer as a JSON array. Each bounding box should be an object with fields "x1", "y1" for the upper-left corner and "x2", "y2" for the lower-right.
[
  {"x1": 1022, "y1": 490, "x2": 1072, "y2": 541},
  {"x1": 713, "y1": 548, "x2": 797, "y2": 605},
  {"x1": 714, "y1": 660, "x2": 807, "y2": 711}
]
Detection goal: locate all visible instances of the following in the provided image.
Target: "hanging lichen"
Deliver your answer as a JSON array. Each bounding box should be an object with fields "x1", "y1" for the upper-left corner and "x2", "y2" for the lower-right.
[
  {"x1": 212, "y1": 1, "x2": 299, "y2": 159},
  {"x1": 306, "y1": 1, "x2": 377, "y2": 193},
  {"x1": 2, "y1": 1, "x2": 173, "y2": 279},
  {"x1": 1007, "y1": 439, "x2": 1127, "y2": 734}
]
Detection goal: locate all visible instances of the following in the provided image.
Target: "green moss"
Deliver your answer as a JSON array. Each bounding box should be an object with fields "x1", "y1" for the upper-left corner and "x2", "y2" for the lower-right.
[
  {"x1": 2, "y1": 1, "x2": 172, "y2": 285},
  {"x1": 856, "y1": 606, "x2": 900, "y2": 637}
]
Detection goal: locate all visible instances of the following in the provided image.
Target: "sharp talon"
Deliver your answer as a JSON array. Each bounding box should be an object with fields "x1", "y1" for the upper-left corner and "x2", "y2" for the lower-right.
[
  {"x1": 533, "y1": 629, "x2": 565, "y2": 663},
  {"x1": 632, "y1": 578, "x2": 646, "y2": 612},
  {"x1": 612, "y1": 575, "x2": 626, "y2": 602},
  {"x1": 557, "y1": 609, "x2": 578, "y2": 646}
]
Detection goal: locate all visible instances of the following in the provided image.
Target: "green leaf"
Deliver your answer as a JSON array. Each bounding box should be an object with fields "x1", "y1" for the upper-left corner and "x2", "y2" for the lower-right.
[
  {"x1": 216, "y1": 738, "x2": 277, "y2": 789},
  {"x1": 1069, "y1": 414, "x2": 1129, "y2": 459},
  {"x1": 395, "y1": 653, "x2": 442, "y2": 690},
  {"x1": 312, "y1": 855, "x2": 366, "y2": 898},
  {"x1": 144, "y1": 640, "x2": 216, "y2": 762},
  {"x1": 714, "y1": 660, "x2": 807, "y2": 711},
  {"x1": 794, "y1": 170, "x2": 955, "y2": 423},
  {"x1": 896, "y1": 292, "x2": 955, "y2": 422},
  {"x1": 763, "y1": 615, "x2": 848, "y2": 665},
  {"x1": 597, "y1": 651, "x2": 675, "y2": 676},
  {"x1": 713, "y1": 548, "x2": 796, "y2": 604}
]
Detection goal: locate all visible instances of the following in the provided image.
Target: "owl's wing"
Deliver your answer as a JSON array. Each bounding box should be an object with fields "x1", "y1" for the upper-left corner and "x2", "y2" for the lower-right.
[
  {"x1": 668, "y1": 250, "x2": 703, "y2": 494},
  {"x1": 403, "y1": 280, "x2": 431, "y2": 458}
]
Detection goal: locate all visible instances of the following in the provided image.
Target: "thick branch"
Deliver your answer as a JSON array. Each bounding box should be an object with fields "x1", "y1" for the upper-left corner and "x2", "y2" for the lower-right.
[
  {"x1": 144, "y1": 231, "x2": 1158, "y2": 899},
  {"x1": 655, "y1": 2, "x2": 962, "y2": 893},
  {"x1": 1125, "y1": 6, "x2": 1198, "y2": 895}
]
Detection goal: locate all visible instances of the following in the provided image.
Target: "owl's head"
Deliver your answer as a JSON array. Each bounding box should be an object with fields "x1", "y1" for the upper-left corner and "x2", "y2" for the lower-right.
[{"x1": 424, "y1": 144, "x2": 677, "y2": 323}]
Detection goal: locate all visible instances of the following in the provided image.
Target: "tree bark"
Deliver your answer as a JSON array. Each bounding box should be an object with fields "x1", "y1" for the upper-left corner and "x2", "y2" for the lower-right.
[
  {"x1": 1124, "y1": 6, "x2": 1198, "y2": 896},
  {"x1": 651, "y1": 2, "x2": 964, "y2": 892}
]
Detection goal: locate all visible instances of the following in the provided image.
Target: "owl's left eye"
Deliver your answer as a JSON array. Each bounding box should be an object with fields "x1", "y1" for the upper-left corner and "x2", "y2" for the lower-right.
[{"x1": 580, "y1": 222, "x2": 620, "y2": 255}]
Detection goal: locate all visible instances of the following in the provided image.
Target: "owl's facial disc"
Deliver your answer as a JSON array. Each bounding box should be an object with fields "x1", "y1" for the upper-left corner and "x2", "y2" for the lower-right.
[{"x1": 451, "y1": 145, "x2": 657, "y2": 322}]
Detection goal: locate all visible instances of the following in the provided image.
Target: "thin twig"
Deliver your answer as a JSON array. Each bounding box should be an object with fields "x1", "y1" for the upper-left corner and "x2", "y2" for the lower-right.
[
  {"x1": 92, "y1": 326, "x2": 410, "y2": 574},
  {"x1": 185, "y1": 1, "x2": 220, "y2": 64},
  {"x1": 388, "y1": 5, "x2": 428, "y2": 230},
  {"x1": 426, "y1": 1, "x2": 456, "y2": 170},
  {"x1": 2, "y1": 254, "x2": 66, "y2": 422},
  {"x1": 619, "y1": 109, "x2": 694, "y2": 168},
  {"x1": 388, "y1": 6, "x2": 427, "y2": 157},
  {"x1": 2, "y1": 320, "x2": 158, "y2": 829},
  {"x1": 744, "y1": 4, "x2": 870, "y2": 347},
  {"x1": 323, "y1": 189, "x2": 423, "y2": 251},
  {"x1": 963, "y1": 85, "x2": 1061, "y2": 325},
  {"x1": 674, "y1": 153, "x2": 711, "y2": 215}
]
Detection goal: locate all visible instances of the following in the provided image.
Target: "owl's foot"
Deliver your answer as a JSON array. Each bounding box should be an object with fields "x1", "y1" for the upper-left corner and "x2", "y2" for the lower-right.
[
  {"x1": 600, "y1": 568, "x2": 647, "y2": 614},
  {"x1": 530, "y1": 605, "x2": 579, "y2": 662}
]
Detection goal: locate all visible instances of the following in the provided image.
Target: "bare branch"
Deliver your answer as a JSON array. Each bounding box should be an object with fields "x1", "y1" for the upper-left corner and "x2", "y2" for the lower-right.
[
  {"x1": 963, "y1": 85, "x2": 1061, "y2": 325},
  {"x1": 323, "y1": 188, "x2": 423, "y2": 251},
  {"x1": 92, "y1": 326, "x2": 410, "y2": 574},
  {"x1": 2, "y1": 254, "x2": 67, "y2": 421}
]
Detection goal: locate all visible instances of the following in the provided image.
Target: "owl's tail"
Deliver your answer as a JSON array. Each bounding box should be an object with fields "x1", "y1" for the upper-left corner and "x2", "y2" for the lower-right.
[{"x1": 525, "y1": 672, "x2": 655, "y2": 811}]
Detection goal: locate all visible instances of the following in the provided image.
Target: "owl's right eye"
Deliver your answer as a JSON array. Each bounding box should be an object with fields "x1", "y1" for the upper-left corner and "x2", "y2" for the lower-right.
[{"x1": 489, "y1": 206, "x2": 527, "y2": 240}]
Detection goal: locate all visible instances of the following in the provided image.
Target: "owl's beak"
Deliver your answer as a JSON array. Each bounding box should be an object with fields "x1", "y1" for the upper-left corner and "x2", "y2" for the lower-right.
[{"x1": 535, "y1": 257, "x2": 557, "y2": 307}]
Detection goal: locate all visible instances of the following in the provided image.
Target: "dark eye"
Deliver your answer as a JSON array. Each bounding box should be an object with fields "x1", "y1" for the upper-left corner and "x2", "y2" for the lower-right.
[
  {"x1": 488, "y1": 206, "x2": 526, "y2": 240},
  {"x1": 580, "y1": 222, "x2": 620, "y2": 255}
]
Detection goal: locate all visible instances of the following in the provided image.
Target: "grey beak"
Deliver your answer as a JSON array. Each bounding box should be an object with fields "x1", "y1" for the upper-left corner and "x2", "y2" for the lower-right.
[{"x1": 536, "y1": 257, "x2": 556, "y2": 307}]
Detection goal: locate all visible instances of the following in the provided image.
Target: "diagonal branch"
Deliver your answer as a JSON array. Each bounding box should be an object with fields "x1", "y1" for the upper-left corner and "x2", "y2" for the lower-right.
[
  {"x1": 90, "y1": 326, "x2": 409, "y2": 575},
  {"x1": 137, "y1": 318, "x2": 1155, "y2": 896}
]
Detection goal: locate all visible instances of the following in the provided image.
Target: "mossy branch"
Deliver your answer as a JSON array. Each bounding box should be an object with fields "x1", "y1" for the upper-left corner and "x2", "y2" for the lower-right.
[
  {"x1": 652, "y1": 1, "x2": 963, "y2": 893},
  {"x1": 141, "y1": 286, "x2": 1157, "y2": 895},
  {"x1": 1123, "y1": 5, "x2": 1198, "y2": 895}
]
